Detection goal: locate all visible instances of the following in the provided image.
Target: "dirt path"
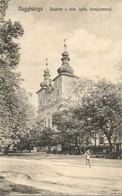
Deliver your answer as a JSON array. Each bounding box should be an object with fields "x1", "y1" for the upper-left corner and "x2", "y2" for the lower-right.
[{"x1": 0, "y1": 155, "x2": 122, "y2": 195}]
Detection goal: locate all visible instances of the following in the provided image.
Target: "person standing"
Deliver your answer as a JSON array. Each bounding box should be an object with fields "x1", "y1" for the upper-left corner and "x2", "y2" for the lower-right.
[{"x1": 85, "y1": 149, "x2": 91, "y2": 168}]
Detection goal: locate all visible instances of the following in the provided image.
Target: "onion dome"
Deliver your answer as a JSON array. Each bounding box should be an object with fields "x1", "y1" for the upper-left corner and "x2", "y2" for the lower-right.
[
  {"x1": 40, "y1": 80, "x2": 48, "y2": 89},
  {"x1": 62, "y1": 51, "x2": 69, "y2": 56},
  {"x1": 57, "y1": 39, "x2": 74, "y2": 76},
  {"x1": 40, "y1": 59, "x2": 51, "y2": 89}
]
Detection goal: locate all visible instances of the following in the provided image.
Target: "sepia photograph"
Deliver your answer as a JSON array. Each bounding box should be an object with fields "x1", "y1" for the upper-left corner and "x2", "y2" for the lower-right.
[{"x1": 0, "y1": 0, "x2": 122, "y2": 195}]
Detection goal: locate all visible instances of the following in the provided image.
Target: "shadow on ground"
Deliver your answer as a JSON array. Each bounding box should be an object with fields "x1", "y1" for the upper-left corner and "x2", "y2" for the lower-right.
[{"x1": 0, "y1": 174, "x2": 67, "y2": 196}]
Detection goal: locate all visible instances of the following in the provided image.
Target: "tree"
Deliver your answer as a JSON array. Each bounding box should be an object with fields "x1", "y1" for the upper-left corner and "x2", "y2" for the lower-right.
[
  {"x1": 0, "y1": 0, "x2": 10, "y2": 23},
  {"x1": 0, "y1": 20, "x2": 24, "y2": 69},
  {"x1": 52, "y1": 108, "x2": 84, "y2": 154},
  {"x1": 0, "y1": 19, "x2": 35, "y2": 154},
  {"x1": 39, "y1": 127, "x2": 55, "y2": 153},
  {"x1": 114, "y1": 61, "x2": 122, "y2": 82},
  {"x1": 73, "y1": 79, "x2": 122, "y2": 152},
  {"x1": 52, "y1": 78, "x2": 96, "y2": 154},
  {"x1": 31, "y1": 117, "x2": 60, "y2": 153},
  {"x1": 30, "y1": 118, "x2": 45, "y2": 147},
  {"x1": 71, "y1": 77, "x2": 94, "y2": 107},
  {"x1": 53, "y1": 79, "x2": 122, "y2": 153}
]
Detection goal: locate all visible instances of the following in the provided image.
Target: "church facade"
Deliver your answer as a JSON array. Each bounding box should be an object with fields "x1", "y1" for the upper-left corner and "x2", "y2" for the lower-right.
[{"x1": 37, "y1": 45, "x2": 78, "y2": 127}]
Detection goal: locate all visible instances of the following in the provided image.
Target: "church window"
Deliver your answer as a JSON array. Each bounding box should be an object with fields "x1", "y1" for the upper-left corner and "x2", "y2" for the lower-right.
[
  {"x1": 45, "y1": 121, "x2": 46, "y2": 127},
  {"x1": 48, "y1": 119, "x2": 50, "y2": 128},
  {"x1": 99, "y1": 136, "x2": 104, "y2": 144},
  {"x1": 57, "y1": 89, "x2": 60, "y2": 96},
  {"x1": 40, "y1": 98, "x2": 42, "y2": 106}
]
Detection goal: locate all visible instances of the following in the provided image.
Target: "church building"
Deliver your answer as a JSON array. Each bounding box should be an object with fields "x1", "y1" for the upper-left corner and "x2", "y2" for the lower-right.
[{"x1": 37, "y1": 41, "x2": 78, "y2": 127}]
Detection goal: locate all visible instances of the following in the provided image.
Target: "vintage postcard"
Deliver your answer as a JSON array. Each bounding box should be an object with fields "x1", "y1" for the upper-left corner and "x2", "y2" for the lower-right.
[{"x1": 0, "y1": 0, "x2": 122, "y2": 195}]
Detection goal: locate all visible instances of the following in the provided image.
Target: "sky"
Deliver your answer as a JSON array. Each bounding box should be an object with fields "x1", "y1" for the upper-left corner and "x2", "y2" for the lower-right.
[{"x1": 5, "y1": 0, "x2": 122, "y2": 108}]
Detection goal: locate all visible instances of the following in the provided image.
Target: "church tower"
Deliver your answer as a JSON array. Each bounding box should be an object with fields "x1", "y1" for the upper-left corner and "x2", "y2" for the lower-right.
[
  {"x1": 53, "y1": 39, "x2": 77, "y2": 106},
  {"x1": 37, "y1": 40, "x2": 78, "y2": 127}
]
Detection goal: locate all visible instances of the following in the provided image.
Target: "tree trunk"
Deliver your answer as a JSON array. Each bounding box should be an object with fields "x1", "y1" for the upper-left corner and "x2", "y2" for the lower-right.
[
  {"x1": 4, "y1": 145, "x2": 10, "y2": 155},
  {"x1": 106, "y1": 136, "x2": 113, "y2": 152},
  {"x1": 47, "y1": 145, "x2": 51, "y2": 153}
]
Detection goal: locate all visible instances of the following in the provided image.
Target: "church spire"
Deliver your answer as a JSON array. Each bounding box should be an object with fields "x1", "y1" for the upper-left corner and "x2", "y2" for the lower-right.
[
  {"x1": 40, "y1": 59, "x2": 51, "y2": 89},
  {"x1": 57, "y1": 39, "x2": 74, "y2": 76},
  {"x1": 44, "y1": 58, "x2": 50, "y2": 79}
]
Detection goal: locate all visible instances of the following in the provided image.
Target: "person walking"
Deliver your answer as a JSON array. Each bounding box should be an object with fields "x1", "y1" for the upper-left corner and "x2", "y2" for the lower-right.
[{"x1": 85, "y1": 149, "x2": 91, "y2": 168}]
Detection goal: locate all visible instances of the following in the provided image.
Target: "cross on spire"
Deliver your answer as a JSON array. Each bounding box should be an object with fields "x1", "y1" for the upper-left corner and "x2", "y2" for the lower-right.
[
  {"x1": 64, "y1": 39, "x2": 67, "y2": 51},
  {"x1": 46, "y1": 58, "x2": 48, "y2": 68}
]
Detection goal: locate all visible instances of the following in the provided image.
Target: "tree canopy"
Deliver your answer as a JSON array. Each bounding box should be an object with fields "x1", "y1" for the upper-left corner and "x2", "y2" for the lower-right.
[
  {"x1": 72, "y1": 80, "x2": 122, "y2": 150},
  {"x1": 52, "y1": 79, "x2": 122, "y2": 153},
  {"x1": 0, "y1": 20, "x2": 35, "y2": 153}
]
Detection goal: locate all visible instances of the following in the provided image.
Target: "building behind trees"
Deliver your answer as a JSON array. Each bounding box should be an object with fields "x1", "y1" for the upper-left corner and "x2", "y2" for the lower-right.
[{"x1": 37, "y1": 43, "x2": 78, "y2": 128}]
